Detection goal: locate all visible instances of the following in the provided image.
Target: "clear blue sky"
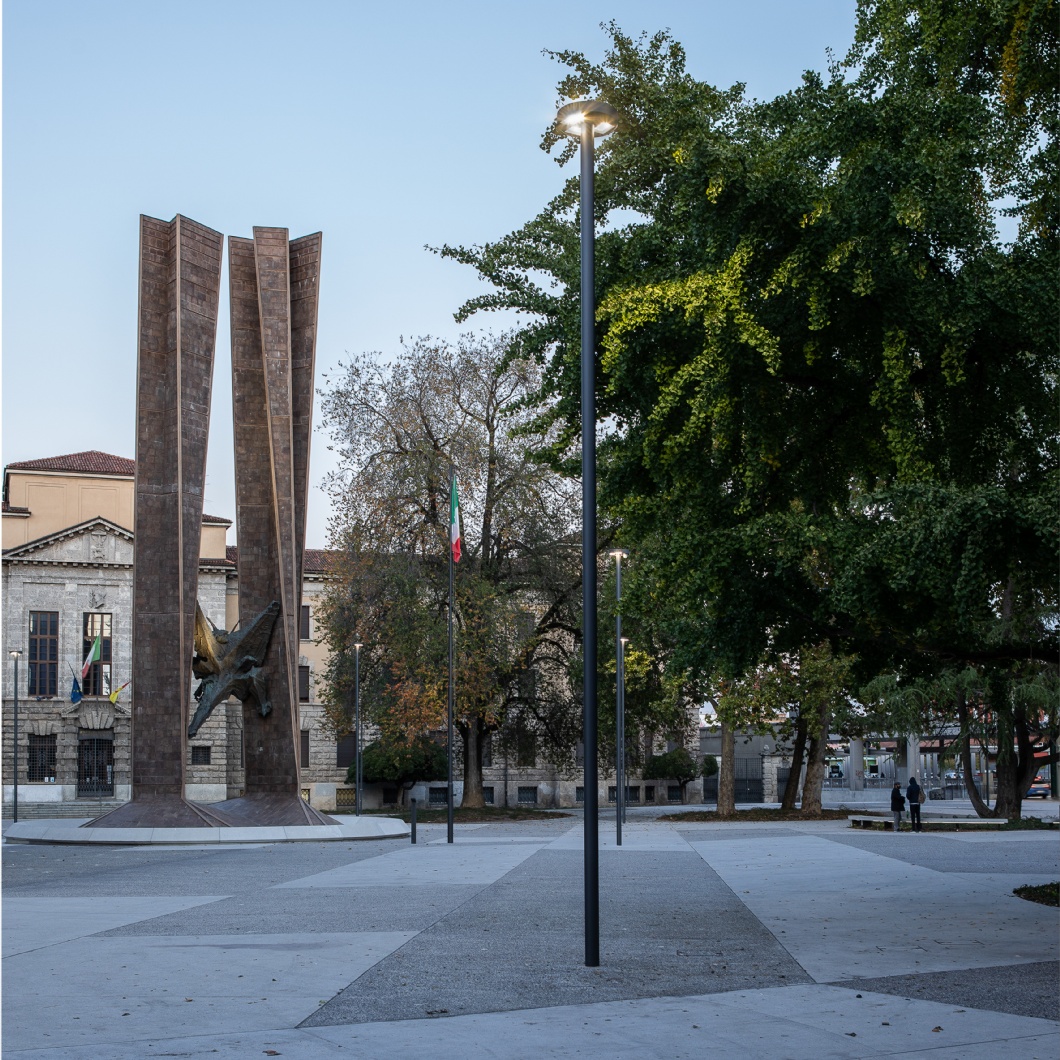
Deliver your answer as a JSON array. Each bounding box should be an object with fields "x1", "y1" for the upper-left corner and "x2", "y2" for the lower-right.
[{"x1": 2, "y1": 0, "x2": 857, "y2": 548}]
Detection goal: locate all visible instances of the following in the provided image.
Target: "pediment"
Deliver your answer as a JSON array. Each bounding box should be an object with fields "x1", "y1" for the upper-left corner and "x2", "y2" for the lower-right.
[{"x1": 2, "y1": 517, "x2": 134, "y2": 567}]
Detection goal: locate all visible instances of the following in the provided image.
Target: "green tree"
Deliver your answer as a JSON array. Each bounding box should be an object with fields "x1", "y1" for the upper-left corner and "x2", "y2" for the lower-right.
[
  {"x1": 356, "y1": 734, "x2": 448, "y2": 802},
  {"x1": 439, "y1": 11, "x2": 1057, "y2": 818},
  {"x1": 642, "y1": 747, "x2": 698, "y2": 801}
]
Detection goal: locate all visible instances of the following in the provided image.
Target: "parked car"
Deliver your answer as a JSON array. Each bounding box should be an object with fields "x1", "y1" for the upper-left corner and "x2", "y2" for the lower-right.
[{"x1": 1026, "y1": 773, "x2": 1051, "y2": 799}]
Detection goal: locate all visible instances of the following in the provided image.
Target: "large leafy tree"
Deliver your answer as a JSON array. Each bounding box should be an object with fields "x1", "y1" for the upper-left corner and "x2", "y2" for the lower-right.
[
  {"x1": 440, "y1": 7, "x2": 1057, "y2": 817},
  {"x1": 316, "y1": 334, "x2": 584, "y2": 807}
]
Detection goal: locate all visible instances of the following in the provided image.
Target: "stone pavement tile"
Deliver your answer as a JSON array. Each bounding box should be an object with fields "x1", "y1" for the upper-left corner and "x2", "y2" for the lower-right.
[
  {"x1": 705, "y1": 983, "x2": 1060, "y2": 1056},
  {"x1": 837, "y1": 959, "x2": 1060, "y2": 1020},
  {"x1": 97, "y1": 885, "x2": 482, "y2": 936},
  {"x1": 301, "y1": 848, "x2": 810, "y2": 1027},
  {"x1": 0, "y1": 930, "x2": 414, "y2": 1053},
  {"x1": 548, "y1": 823, "x2": 692, "y2": 851},
  {"x1": 274, "y1": 839, "x2": 547, "y2": 888},
  {"x1": 692, "y1": 835, "x2": 1059, "y2": 981},
  {"x1": 15, "y1": 985, "x2": 1054, "y2": 1060},
  {"x1": 1, "y1": 896, "x2": 226, "y2": 955}
]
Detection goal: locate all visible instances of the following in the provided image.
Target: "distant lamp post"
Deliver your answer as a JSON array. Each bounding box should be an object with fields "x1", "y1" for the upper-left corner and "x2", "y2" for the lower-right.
[
  {"x1": 10, "y1": 650, "x2": 23, "y2": 824},
  {"x1": 608, "y1": 549, "x2": 629, "y2": 846},
  {"x1": 354, "y1": 642, "x2": 363, "y2": 815},
  {"x1": 555, "y1": 95, "x2": 618, "y2": 970}
]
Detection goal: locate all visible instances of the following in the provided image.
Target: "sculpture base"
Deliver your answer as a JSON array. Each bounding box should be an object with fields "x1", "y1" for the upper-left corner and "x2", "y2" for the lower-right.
[
  {"x1": 208, "y1": 792, "x2": 335, "y2": 826},
  {"x1": 83, "y1": 794, "x2": 239, "y2": 828}
]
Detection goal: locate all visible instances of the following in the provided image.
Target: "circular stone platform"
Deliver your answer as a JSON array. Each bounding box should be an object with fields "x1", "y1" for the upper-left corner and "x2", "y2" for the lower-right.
[{"x1": 3, "y1": 816, "x2": 409, "y2": 845}]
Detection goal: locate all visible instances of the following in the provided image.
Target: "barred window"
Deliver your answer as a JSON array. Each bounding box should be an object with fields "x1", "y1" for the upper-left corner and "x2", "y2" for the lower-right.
[
  {"x1": 27, "y1": 734, "x2": 57, "y2": 782},
  {"x1": 298, "y1": 665, "x2": 310, "y2": 702},
  {"x1": 28, "y1": 612, "x2": 59, "y2": 697},
  {"x1": 336, "y1": 734, "x2": 356, "y2": 768},
  {"x1": 300, "y1": 730, "x2": 310, "y2": 768},
  {"x1": 300, "y1": 605, "x2": 311, "y2": 641},
  {"x1": 191, "y1": 746, "x2": 211, "y2": 765}
]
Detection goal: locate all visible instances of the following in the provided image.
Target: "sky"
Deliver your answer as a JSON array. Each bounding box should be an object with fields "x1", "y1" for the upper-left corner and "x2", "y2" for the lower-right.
[{"x1": 2, "y1": 0, "x2": 858, "y2": 549}]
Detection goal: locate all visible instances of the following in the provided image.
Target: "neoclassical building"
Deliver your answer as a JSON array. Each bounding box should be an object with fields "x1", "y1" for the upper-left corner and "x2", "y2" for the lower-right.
[{"x1": 1, "y1": 451, "x2": 347, "y2": 817}]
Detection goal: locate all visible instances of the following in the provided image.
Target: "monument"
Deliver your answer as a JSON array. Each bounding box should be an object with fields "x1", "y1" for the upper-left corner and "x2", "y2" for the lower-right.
[{"x1": 91, "y1": 218, "x2": 328, "y2": 828}]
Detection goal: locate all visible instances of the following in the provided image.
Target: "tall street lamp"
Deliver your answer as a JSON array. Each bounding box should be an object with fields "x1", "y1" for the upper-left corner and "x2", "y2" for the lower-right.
[
  {"x1": 354, "y1": 642, "x2": 363, "y2": 815},
  {"x1": 556, "y1": 96, "x2": 618, "y2": 968},
  {"x1": 609, "y1": 549, "x2": 629, "y2": 846},
  {"x1": 10, "y1": 650, "x2": 23, "y2": 824}
]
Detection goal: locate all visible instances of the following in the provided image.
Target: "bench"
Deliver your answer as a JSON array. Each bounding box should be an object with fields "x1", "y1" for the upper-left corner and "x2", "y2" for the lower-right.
[{"x1": 848, "y1": 814, "x2": 1007, "y2": 831}]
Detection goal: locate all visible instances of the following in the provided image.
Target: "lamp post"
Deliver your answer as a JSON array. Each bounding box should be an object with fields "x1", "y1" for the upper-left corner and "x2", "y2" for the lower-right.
[
  {"x1": 609, "y1": 549, "x2": 629, "y2": 845},
  {"x1": 10, "y1": 650, "x2": 23, "y2": 824},
  {"x1": 354, "y1": 642, "x2": 363, "y2": 815},
  {"x1": 555, "y1": 97, "x2": 617, "y2": 968}
]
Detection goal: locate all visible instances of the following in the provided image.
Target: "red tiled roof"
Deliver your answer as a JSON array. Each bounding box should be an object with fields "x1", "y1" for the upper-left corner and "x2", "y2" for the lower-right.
[
  {"x1": 304, "y1": 549, "x2": 340, "y2": 573},
  {"x1": 202, "y1": 513, "x2": 232, "y2": 524},
  {"x1": 225, "y1": 545, "x2": 340, "y2": 574},
  {"x1": 5, "y1": 451, "x2": 135, "y2": 476}
]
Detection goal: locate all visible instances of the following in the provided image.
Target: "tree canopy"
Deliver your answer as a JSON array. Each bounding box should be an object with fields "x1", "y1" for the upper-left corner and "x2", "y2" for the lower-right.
[{"x1": 439, "y1": 4, "x2": 1058, "y2": 817}]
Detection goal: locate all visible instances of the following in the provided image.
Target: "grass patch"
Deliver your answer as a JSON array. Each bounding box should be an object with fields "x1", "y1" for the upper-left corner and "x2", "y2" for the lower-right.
[
  {"x1": 331, "y1": 806, "x2": 573, "y2": 824},
  {"x1": 667, "y1": 808, "x2": 852, "y2": 823},
  {"x1": 1013, "y1": 882, "x2": 1060, "y2": 907},
  {"x1": 1003, "y1": 816, "x2": 1058, "y2": 830}
]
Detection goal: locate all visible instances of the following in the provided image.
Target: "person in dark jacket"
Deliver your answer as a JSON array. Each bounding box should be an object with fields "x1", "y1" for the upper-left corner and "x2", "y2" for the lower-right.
[
  {"x1": 907, "y1": 776, "x2": 923, "y2": 832},
  {"x1": 890, "y1": 782, "x2": 905, "y2": 833}
]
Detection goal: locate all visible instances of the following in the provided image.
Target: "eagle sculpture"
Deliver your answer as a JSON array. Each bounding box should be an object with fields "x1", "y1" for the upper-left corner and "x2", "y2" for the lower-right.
[{"x1": 189, "y1": 601, "x2": 280, "y2": 737}]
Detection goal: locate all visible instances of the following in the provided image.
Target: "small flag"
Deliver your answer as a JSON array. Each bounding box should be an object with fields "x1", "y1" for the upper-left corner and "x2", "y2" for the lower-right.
[
  {"x1": 450, "y1": 476, "x2": 462, "y2": 563},
  {"x1": 70, "y1": 677, "x2": 82, "y2": 705},
  {"x1": 81, "y1": 634, "x2": 101, "y2": 681},
  {"x1": 109, "y1": 679, "x2": 131, "y2": 705}
]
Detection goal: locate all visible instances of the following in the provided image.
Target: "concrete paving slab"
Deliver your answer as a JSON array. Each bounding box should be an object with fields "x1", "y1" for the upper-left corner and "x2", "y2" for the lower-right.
[
  {"x1": 1, "y1": 929, "x2": 415, "y2": 1053},
  {"x1": 1, "y1": 896, "x2": 225, "y2": 955},
  {"x1": 692, "y1": 836, "x2": 1059, "y2": 981},
  {"x1": 13, "y1": 985, "x2": 1052, "y2": 1060},
  {"x1": 275, "y1": 840, "x2": 546, "y2": 888}
]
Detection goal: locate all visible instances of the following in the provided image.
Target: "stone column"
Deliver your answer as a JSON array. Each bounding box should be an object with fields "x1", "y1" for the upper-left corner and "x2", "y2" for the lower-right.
[{"x1": 848, "y1": 737, "x2": 864, "y2": 791}]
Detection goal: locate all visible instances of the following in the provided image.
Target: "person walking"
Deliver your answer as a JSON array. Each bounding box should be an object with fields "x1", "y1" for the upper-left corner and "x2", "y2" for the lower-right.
[
  {"x1": 907, "y1": 776, "x2": 924, "y2": 832},
  {"x1": 890, "y1": 781, "x2": 905, "y2": 833}
]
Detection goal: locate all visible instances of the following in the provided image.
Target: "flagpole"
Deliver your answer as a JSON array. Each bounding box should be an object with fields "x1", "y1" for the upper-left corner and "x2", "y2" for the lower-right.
[{"x1": 447, "y1": 467, "x2": 455, "y2": 845}]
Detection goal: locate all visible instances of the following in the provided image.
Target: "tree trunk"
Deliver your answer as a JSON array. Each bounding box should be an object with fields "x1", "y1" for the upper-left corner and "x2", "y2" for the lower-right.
[
  {"x1": 991, "y1": 674, "x2": 1025, "y2": 821},
  {"x1": 459, "y1": 715, "x2": 487, "y2": 808},
  {"x1": 780, "y1": 714, "x2": 808, "y2": 813},
  {"x1": 801, "y1": 702, "x2": 829, "y2": 815},
  {"x1": 957, "y1": 692, "x2": 995, "y2": 817},
  {"x1": 717, "y1": 723, "x2": 736, "y2": 815}
]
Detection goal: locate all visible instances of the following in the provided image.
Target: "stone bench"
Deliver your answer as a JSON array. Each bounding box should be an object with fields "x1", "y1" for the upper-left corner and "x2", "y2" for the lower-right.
[{"x1": 848, "y1": 814, "x2": 1007, "y2": 831}]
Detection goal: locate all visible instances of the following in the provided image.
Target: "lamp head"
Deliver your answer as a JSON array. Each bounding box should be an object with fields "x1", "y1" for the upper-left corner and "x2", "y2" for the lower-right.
[
  {"x1": 620, "y1": 637, "x2": 630, "y2": 646},
  {"x1": 608, "y1": 548, "x2": 629, "y2": 562},
  {"x1": 555, "y1": 99, "x2": 619, "y2": 139},
  {"x1": 354, "y1": 642, "x2": 363, "y2": 651},
  {"x1": 9, "y1": 649, "x2": 22, "y2": 659}
]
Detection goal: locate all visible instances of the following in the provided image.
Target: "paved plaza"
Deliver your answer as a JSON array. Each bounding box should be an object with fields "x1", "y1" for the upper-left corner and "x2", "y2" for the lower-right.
[{"x1": 2, "y1": 811, "x2": 1058, "y2": 1058}]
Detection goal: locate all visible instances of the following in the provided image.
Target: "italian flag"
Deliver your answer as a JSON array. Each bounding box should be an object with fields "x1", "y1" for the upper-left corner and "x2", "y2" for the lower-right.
[
  {"x1": 450, "y1": 476, "x2": 462, "y2": 563},
  {"x1": 81, "y1": 634, "x2": 101, "y2": 681}
]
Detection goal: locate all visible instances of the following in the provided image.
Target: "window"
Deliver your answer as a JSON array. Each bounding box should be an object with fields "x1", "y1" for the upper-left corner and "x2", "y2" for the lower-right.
[
  {"x1": 382, "y1": 786, "x2": 399, "y2": 805},
  {"x1": 608, "y1": 785, "x2": 617, "y2": 803},
  {"x1": 482, "y1": 786, "x2": 494, "y2": 805},
  {"x1": 298, "y1": 665, "x2": 310, "y2": 702},
  {"x1": 429, "y1": 786, "x2": 447, "y2": 805},
  {"x1": 644, "y1": 785, "x2": 655, "y2": 802},
  {"x1": 27, "y1": 734, "x2": 56, "y2": 782},
  {"x1": 515, "y1": 728, "x2": 536, "y2": 768},
  {"x1": 626, "y1": 786, "x2": 640, "y2": 803},
  {"x1": 300, "y1": 730, "x2": 310, "y2": 768},
  {"x1": 81, "y1": 613, "x2": 112, "y2": 697},
  {"x1": 517, "y1": 786, "x2": 538, "y2": 806},
  {"x1": 28, "y1": 612, "x2": 59, "y2": 697},
  {"x1": 300, "y1": 605, "x2": 311, "y2": 641},
  {"x1": 667, "y1": 785, "x2": 683, "y2": 803},
  {"x1": 191, "y1": 746, "x2": 211, "y2": 765},
  {"x1": 575, "y1": 786, "x2": 585, "y2": 803},
  {"x1": 482, "y1": 734, "x2": 492, "y2": 769},
  {"x1": 336, "y1": 734, "x2": 356, "y2": 768}
]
